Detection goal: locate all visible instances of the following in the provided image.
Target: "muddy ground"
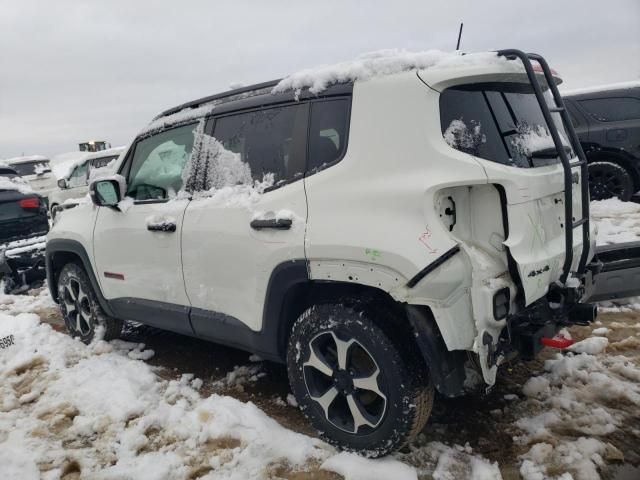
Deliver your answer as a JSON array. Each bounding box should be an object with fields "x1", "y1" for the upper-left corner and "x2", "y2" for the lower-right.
[{"x1": 35, "y1": 301, "x2": 640, "y2": 480}]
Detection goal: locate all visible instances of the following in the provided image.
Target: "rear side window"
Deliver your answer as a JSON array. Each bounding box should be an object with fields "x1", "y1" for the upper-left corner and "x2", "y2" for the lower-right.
[
  {"x1": 91, "y1": 155, "x2": 119, "y2": 169},
  {"x1": 307, "y1": 99, "x2": 350, "y2": 172},
  {"x1": 578, "y1": 97, "x2": 640, "y2": 122},
  {"x1": 11, "y1": 161, "x2": 51, "y2": 176},
  {"x1": 126, "y1": 123, "x2": 196, "y2": 200},
  {"x1": 440, "y1": 83, "x2": 571, "y2": 168},
  {"x1": 212, "y1": 104, "x2": 308, "y2": 185}
]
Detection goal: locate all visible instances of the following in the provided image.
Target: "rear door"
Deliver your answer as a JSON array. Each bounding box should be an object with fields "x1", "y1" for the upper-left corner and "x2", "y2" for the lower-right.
[
  {"x1": 92, "y1": 123, "x2": 196, "y2": 334},
  {"x1": 181, "y1": 103, "x2": 309, "y2": 336}
]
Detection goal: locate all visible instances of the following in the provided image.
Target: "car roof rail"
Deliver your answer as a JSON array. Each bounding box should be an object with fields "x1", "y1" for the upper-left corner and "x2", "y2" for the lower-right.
[{"x1": 153, "y1": 79, "x2": 281, "y2": 121}]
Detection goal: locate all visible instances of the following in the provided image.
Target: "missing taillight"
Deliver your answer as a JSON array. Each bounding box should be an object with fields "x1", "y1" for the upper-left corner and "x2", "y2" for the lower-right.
[{"x1": 19, "y1": 197, "x2": 40, "y2": 209}]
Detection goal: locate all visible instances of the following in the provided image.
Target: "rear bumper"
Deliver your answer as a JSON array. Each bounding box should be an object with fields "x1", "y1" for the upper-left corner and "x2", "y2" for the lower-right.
[{"x1": 507, "y1": 288, "x2": 597, "y2": 360}]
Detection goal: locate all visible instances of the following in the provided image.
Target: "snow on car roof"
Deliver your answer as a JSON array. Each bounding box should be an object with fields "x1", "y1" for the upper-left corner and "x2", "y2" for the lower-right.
[
  {"x1": 561, "y1": 80, "x2": 640, "y2": 97},
  {"x1": 273, "y1": 49, "x2": 523, "y2": 96},
  {"x1": 4, "y1": 154, "x2": 49, "y2": 165}
]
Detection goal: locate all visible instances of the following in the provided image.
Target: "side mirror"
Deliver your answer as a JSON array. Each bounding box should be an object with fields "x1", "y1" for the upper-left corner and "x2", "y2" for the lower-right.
[
  {"x1": 57, "y1": 178, "x2": 67, "y2": 189},
  {"x1": 89, "y1": 175, "x2": 126, "y2": 207}
]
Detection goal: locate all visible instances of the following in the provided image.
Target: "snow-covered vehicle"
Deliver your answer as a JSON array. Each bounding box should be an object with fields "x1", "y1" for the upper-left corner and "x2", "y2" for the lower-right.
[
  {"x1": 4, "y1": 155, "x2": 57, "y2": 204},
  {"x1": 49, "y1": 146, "x2": 125, "y2": 217},
  {"x1": 0, "y1": 166, "x2": 48, "y2": 292},
  {"x1": 45, "y1": 49, "x2": 640, "y2": 456}
]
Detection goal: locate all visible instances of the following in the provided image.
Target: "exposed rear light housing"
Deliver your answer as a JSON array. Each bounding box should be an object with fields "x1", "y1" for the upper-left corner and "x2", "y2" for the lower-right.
[{"x1": 19, "y1": 197, "x2": 40, "y2": 209}]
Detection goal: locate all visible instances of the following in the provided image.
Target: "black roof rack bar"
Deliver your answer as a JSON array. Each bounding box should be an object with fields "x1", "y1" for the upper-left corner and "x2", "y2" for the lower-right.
[
  {"x1": 497, "y1": 49, "x2": 591, "y2": 284},
  {"x1": 153, "y1": 79, "x2": 282, "y2": 121}
]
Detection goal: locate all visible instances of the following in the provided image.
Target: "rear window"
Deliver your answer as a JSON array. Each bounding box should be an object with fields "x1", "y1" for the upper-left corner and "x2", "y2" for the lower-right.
[
  {"x1": 440, "y1": 82, "x2": 571, "y2": 168},
  {"x1": 578, "y1": 97, "x2": 640, "y2": 122},
  {"x1": 11, "y1": 160, "x2": 51, "y2": 176}
]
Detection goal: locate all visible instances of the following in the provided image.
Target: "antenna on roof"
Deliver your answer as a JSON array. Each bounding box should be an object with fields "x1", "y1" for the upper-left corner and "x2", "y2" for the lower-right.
[{"x1": 456, "y1": 22, "x2": 464, "y2": 50}]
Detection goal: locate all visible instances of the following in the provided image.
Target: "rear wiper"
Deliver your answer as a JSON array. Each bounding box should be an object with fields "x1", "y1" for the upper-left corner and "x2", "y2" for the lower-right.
[{"x1": 531, "y1": 145, "x2": 572, "y2": 159}]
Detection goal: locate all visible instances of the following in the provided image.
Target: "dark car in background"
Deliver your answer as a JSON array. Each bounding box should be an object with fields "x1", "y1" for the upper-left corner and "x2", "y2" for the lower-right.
[
  {"x1": 0, "y1": 165, "x2": 49, "y2": 292},
  {"x1": 563, "y1": 82, "x2": 640, "y2": 201}
]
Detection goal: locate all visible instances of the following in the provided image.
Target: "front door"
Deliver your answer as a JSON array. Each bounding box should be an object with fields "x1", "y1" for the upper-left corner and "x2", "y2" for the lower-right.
[
  {"x1": 181, "y1": 104, "x2": 309, "y2": 336},
  {"x1": 93, "y1": 123, "x2": 198, "y2": 334}
]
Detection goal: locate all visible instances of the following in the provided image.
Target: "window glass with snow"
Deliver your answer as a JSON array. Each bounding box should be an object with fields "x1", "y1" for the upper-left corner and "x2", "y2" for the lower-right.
[
  {"x1": 578, "y1": 97, "x2": 640, "y2": 122},
  {"x1": 126, "y1": 123, "x2": 196, "y2": 200},
  {"x1": 440, "y1": 82, "x2": 571, "y2": 168},
  {"x1": 307, "y1": 99, "x2": 350, "y2": 172},
  {"x1": 67, "y1": 161, "x2": 89, "y2": 188},
  {"x1": 212, "y1": 104, "x2": 308, "y2": 186}
]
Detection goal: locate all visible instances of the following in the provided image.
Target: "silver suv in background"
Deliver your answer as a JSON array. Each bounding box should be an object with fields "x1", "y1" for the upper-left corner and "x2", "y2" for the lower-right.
[{"x1": 5, "y1": 155, "x2": 57, "y2": 204}]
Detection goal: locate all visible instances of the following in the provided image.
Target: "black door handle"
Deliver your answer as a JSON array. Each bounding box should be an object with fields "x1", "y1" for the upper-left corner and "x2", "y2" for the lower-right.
[
  {"x1": 250, "y1": 218, "x2": 292, "y2": 230},
  {"x1": 147, "y1": 223, "x2": 176, "y2": 232}
]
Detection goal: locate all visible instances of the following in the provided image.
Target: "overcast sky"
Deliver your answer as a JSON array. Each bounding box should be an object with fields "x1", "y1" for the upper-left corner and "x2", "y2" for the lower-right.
[{"x1": 1, "y1": 0, "x2": 638, "y2": 159}]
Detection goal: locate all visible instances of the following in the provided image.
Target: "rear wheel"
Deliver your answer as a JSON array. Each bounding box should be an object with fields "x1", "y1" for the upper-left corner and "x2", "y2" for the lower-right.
[
  {"x1": 287, "y1": 302, "x2": 433, "y2": 457},
  {"x1": 57, "y1": 263, "x2": 122, "y2": 343},
  {"x1": 588, "y1": 161, "x2": 634, "y2": 201}
]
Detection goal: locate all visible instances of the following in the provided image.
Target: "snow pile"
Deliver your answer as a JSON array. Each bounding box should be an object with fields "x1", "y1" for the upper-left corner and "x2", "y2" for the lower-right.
[
  {"x1": 513, "y1": 334, "x2": 640, "y2": 479},
  {"x1": 0, "y1": 312, "x2": 336, "y2": 479},
  {"x1": 0, "y1": 176, "x2": 33, "y2": 194},
  {"x1": 0, "y1": 294, "x2": 429, "y2": 480},
  {"x1": 443, "y1": 119, "x2": 486, "y2": 155},
  {"x1": 274, "y1": 49, "x2": 521, "y2": 97},
  {"x1": 398, "y1": 441, "x2": 502, "y2": 480},
  {"x1": 322, "y1": 452, "x2": 419, "y2": 480},
  {"x1": 591, "y1": 198, "x2": 640, "y2": 245}
]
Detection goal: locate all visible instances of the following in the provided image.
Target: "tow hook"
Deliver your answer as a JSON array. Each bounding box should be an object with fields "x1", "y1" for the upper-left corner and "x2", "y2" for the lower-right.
[{"x1": 540, "y1": 334, "x2": 574, "y2": 349}]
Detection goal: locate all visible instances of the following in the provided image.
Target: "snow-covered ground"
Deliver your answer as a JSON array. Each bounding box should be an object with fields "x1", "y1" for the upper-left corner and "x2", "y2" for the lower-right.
[{"x1": 1, "y1": 199, "x2": 639, "y2": 480}]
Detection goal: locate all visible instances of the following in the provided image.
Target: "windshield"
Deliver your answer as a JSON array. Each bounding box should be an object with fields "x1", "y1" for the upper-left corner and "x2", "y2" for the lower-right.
[
  {"x1": 440, "y1": 82, "x2": 572, "y2": 168},
  {"x1": 11, "y1": 160, "x2": 51, "y2": 176}
]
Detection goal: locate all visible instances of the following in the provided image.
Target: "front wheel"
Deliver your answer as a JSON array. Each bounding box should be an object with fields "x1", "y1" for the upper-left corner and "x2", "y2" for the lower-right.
[
  {"x1": 287, "y1": 302, "x2": 433, "y2": 457},
  {"x1": 57, "y1": 262, "x2": 122, "y2": 343},
  {"x1": 588, "y1": 161, "x2": 634, "y2": 201}
]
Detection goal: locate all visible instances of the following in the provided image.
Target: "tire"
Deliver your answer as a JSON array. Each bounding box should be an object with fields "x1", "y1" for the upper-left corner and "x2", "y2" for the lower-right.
[
  {"x1": 287, "y1": 301, "x2": 433, "y2": 457},
  {"x1": 588, "y1": 161, "x2": 634, "y2": 201},
  {"x1": 57, "y1": 262, "x2": 123, "y2": 343}
]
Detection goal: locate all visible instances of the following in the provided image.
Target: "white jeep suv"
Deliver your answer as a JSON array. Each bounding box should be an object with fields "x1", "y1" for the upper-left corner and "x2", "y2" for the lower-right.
[{"x1": 46, "y1": 49, "x2": 599, "y2": 456}]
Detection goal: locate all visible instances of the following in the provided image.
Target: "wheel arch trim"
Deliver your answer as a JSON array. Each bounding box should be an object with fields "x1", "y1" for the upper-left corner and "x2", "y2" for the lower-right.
[{"x1": 46, "y1": 238, "x2": 116, "y2": 317}]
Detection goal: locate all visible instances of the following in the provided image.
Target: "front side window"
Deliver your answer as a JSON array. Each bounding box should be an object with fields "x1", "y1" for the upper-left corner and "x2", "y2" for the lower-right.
[
  {"x1": 440, "y1": 82, "x2": 571, "y2": 168},
  {"x1": 67, "y1": 161, "x2": 89, "y2": 188},
  {"x1": 579, "y1": 97, "x2": 640, "y2": 122},
  {"x1": 126, "y1": 123, "x2": 196, "y2": 200},
  {"x1": 212, "y1": 104, "x2": 308, "y2": 186},
  {"x1": 307, "y1": 99, "x2": 350, "y2": 172}
]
